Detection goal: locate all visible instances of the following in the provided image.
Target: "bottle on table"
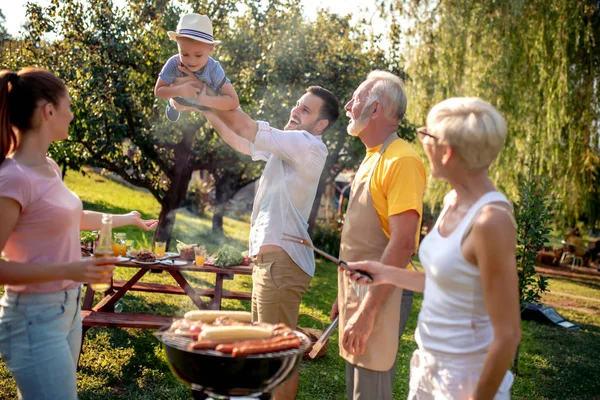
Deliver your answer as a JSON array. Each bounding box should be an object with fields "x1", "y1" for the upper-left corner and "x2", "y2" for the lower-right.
[{"x1": 92, "y1": 214, "x2": 114, "y2": 292}]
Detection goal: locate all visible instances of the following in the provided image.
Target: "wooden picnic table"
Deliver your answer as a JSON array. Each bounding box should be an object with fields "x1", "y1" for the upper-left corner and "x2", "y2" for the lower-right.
[{"x1": 80, "y1": 257, "x2": 253, "y2": 332}]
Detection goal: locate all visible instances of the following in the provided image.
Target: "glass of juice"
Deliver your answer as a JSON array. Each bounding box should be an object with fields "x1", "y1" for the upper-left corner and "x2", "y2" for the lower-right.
[
  {"x1": 155, "y1": 241, "x2": 167, "y2": 257},
  {"x1": 194, "y1": 246, "x2": 207, "y2": 266}
]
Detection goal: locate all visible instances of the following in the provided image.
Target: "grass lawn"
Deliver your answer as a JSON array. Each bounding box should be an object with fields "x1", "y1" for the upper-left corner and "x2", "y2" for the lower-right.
[{"x1": 1, "y1": 170, "x2": 599, "y2": 399}]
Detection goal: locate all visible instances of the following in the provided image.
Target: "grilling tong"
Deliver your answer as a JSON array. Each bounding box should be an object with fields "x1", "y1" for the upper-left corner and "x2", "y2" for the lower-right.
[{"x1": 281, "y1": 233, "x2": 373, "y2": 283}]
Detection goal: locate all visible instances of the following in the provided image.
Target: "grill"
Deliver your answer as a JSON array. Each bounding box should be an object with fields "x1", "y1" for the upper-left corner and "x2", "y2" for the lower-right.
[{"x1": 155, "y1": 326, "x2": 311, "y2": 399}]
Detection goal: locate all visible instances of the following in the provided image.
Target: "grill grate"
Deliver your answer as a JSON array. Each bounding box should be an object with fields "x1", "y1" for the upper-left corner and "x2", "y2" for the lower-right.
[{"x1": 158, "y1": 331, "x2": 311, "y2": 359}]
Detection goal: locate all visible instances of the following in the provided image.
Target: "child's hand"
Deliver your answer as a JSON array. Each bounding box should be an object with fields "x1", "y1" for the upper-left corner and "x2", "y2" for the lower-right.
[
  {"x1": 197, "y1": 84, "x2": 208, "y2": 105},
  {"x1": 177, "y1": 65, "x2": 200, "y2": 80},
  {"x1": 180, "y1": 81, "x2": 200, "y2": 99},
  {"x1": 176, "y1": 66, "x2": 206, "y2": 87}
]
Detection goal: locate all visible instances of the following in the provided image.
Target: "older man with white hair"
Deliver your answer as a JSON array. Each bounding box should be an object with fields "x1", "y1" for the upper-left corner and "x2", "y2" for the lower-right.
[
  {"x1": 330, "y1": 70, "x2": 426, "y2": 400},
  {"x1": 342, "y1": 97, "x2": 520, "y2": 400}
]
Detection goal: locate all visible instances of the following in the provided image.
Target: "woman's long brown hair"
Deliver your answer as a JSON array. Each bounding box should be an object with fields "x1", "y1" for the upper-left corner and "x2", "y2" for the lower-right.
[{"x1": 0, "y1": 68, "x2": 67, "y2": 164}]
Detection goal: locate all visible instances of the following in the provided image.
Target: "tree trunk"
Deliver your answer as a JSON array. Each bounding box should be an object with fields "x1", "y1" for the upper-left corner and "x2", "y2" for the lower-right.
[
  {"x1": 212, "y1": 211, "x2": 224, "y2": 235},
  {"x1": 154, "y1": 167, "x2": 194, "y2": 246},
  {"x1": 211, "y1": 172, "x2": 257, "y2": 235},
  {"x1": 155, "y1": 203, "x2": 178, "y2": 243},
  {"x1": 212, "y1": 176, "x2": 235, "y2": 235},
  {"x1": 308, "y1": 176, "x2": 329, "y2": 236},
  {"x1": 154, "y1": 125, "x2": 196, "y2": 246},
  {"x1": 307, "y1": 129, "x2": 347, "y2": 235}
]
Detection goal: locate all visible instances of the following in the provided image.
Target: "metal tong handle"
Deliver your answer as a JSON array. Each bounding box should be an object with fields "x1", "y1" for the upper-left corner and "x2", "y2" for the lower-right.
[
  {"x1": 306, "y1": 247, "x2": 373, "y2": 283},
  {"x1": 337, "y1": 260, "x2": 373, "y2": 284},
  {"x1": 283, "y1": 234, "x2": 373, "y2": 283},
  {"x1": 308, "y1": 316, "x2": 338, "y2": 359}
]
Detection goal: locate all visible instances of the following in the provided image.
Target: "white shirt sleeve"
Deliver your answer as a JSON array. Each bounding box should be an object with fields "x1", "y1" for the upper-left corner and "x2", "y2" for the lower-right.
[
  {"x1": 249, "y1": 144, "x2": 271, "y2": 162},
  {"x1": 251, "y1": 121, "x2": 319, "y2": 167}
]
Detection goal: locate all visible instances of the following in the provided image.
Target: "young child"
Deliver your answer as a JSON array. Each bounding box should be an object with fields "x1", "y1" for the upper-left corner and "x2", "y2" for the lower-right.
[{"x1": 154, "y1": 13, "x2": 239, "y2": 121}]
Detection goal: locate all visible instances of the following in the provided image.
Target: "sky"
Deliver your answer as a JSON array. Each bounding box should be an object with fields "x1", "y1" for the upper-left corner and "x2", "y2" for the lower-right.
[{"x1": 1, "y1": 0, "x2": 385, "y2": 38}]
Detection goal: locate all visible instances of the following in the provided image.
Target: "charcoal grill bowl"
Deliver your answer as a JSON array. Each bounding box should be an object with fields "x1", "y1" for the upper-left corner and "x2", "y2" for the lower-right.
[{"x1": 155, "y1": 326, "x2": 310, "y2": 398}]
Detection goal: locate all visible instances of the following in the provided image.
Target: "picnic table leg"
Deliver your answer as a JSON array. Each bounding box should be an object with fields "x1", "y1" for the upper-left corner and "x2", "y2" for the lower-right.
[
  {"x1": 78, "y1": 283, "x2": 96, "y2": 366},
  {"x1": 80, "y1": 268, "x2": 149, "y2": 364},
  {"x1": 81, "y1": 283, "x2": 95, "y2": 310},
  {"x1": 77, "y1": 325, "x2": 92, "y2": 368},
  {"x1": 79, "y1": 284, "x2": 95, "y2": 366},
  {"x1": 93, "y1": 268, "x2": 149, "y2": 312},
  {"x1": 169, "y1": 270, "x2": 209, "y2": 310},
  {"x1": 212, "y1": 274, "x2": 224, "y2": 310}
]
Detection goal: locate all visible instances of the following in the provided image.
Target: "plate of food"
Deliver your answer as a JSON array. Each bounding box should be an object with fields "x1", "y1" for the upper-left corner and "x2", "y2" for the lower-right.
[
  {"x1": 176, "y1": 241, "x2": 197, "y2": 261},
  {"x1": 129, "y1": 249, "x2": 158, "y2": 264}
]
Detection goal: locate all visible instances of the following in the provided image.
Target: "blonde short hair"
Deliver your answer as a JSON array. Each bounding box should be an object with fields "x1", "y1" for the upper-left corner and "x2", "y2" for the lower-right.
[
  {"x1": 426, "y1": 97, "x2": 507, "y2": 170},
  {"x1": 366, "y1": 70, "x2": 407, "y2": 123}
]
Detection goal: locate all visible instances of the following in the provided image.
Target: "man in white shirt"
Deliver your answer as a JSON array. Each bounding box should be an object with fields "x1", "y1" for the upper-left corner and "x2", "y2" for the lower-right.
[{"x1": 182, "y1": 85, "x2": 339, "y2": 400}]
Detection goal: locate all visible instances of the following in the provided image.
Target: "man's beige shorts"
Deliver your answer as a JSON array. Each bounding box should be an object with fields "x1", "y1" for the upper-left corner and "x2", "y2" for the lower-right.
[{"x1": 251, "y1": 250, "x2": 312, "y2": 328}]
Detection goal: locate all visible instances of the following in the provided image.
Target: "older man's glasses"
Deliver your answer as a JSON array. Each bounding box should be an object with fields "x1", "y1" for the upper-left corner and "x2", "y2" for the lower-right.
[{"x1": 417, "y1": 127, "x2": 437, "y2": 143}]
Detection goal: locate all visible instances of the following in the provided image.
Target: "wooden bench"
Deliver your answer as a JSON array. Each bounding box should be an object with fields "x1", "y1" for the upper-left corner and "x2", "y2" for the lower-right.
[
  {"x1": 112, "y1": 279, "x2": 252, "y2": 301},
  {"x1": 81, "y1": 310, "x2": 175, "y2": 329}
]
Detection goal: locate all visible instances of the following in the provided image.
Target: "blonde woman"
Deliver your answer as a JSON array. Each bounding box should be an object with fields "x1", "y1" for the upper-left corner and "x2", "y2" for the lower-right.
[{"x1": 345, "y1": 97, "x2": 521, "y2": 400}]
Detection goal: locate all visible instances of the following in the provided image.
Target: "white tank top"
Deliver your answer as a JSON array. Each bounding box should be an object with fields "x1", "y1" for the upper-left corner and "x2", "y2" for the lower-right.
[{"x1": 415, "y1": 190, "x2": 511, "y2": 355}]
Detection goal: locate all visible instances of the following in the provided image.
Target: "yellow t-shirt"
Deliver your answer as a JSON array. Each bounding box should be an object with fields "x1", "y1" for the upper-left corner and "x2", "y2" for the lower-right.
[{"x1": 354, "y1": 138, "x2": 427, "y2": 246}]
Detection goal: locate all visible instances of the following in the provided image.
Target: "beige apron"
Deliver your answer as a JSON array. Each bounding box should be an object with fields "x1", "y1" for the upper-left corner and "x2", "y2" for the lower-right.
[{"x1": 338, "y1": 133, "x2": 403, "y2": 372}]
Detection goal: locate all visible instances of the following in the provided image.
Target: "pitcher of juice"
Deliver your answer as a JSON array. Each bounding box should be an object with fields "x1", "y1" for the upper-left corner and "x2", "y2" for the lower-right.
[
  {"x1": 93, "y1": 214, "x2": 114, "y2": 292},
  {"x1": 112, "y1": 232, "x2": 127, "y2": 256}
]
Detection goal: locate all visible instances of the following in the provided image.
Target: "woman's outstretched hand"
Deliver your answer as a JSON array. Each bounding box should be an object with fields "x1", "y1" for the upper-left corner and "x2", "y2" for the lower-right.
[{"x1": 127, "y1": 211, "x2": 158, "y2": 231}]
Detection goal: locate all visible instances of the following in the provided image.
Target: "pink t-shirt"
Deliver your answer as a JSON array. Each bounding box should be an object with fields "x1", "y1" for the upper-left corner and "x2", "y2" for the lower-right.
[{"x1": 0, "y1": 157, "x2": 82, "y2": 293}]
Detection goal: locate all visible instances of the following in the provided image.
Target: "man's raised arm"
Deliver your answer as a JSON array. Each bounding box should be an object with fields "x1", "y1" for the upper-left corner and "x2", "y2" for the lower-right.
[
  {"x1": 201, "y1": 109, "x2": 252, "y2": 156},
  {"x1": 172, "y1": 72, "x2": 259, "y2": 142},
  {"x1": 214, "y1": 108, "x2": 259, "y2": 143}
]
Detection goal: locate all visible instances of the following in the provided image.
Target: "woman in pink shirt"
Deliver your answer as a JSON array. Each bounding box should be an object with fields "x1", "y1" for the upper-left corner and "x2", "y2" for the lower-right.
[{"x1": 0, "y1": 67, "x2": 158, "y2": 399}]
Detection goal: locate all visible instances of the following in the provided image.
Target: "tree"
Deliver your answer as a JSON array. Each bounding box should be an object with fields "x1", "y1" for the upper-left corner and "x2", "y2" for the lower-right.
[
  {"x1": 5, "y1": 0, "x2": 254, "y2": 241},
  {"x1": 384, "y1": 0, "x2": 600, "y2": 228},
  {"x1": 0, "y1": 10, "x2": 7, "y2": 37},
  {"x1": 514, "y1": 160, "x2": 552, "y2": 307},
  {"x1": 224, "y1": 3, "x2": 413, "y2": 233},
  {"x1": 0, "y1": 9, "x2": 11, "y2": 52},
  {"x1": 512, "y1": 155, "x2": 553, "y2": 375},
  {"x1": 6, "y1": 0, "x2": 401, "y2": 243}
]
